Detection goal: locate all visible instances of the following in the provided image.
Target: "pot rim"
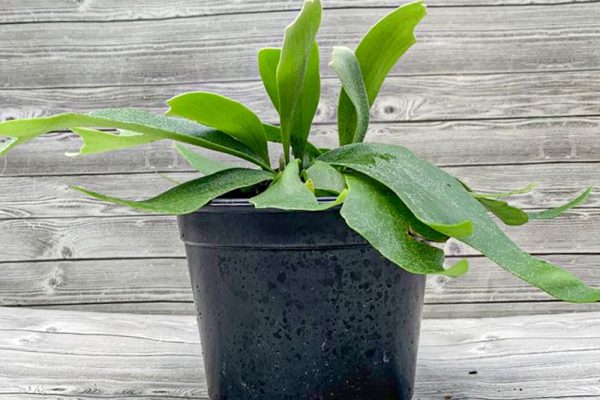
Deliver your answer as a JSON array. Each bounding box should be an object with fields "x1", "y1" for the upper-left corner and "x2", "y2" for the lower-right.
[
  {"x1": 188, "y1": 197, "x2": 341, "y2": 214},
  {"x1": 208, "y1": 197, "x2": 338, "y2": 207}
]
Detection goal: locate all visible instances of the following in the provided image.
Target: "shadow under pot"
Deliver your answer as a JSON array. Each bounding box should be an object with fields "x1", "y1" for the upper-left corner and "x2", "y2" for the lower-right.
[{"x1": 178, "y1": 199, "x2": 425, "y2": 400}]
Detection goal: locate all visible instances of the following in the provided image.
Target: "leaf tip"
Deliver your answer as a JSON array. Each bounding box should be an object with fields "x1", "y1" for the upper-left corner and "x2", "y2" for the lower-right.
[
  {"x1": 443, "y1": 258, "x2": 469, "y2": 278},
  {"x1": 432, "y1": 220, "x2": 473, "y2": 238}
]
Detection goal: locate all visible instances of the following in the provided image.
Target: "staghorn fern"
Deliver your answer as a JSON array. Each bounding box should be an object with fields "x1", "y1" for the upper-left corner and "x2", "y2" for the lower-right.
[{"x1": 0, "y1": 0, "x2": 597, "y2": 303}]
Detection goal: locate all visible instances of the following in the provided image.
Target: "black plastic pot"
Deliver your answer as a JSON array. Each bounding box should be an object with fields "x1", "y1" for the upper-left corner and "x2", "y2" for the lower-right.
[{"x1": 178, "y1": 200, "x2": 425, "y2": 400}]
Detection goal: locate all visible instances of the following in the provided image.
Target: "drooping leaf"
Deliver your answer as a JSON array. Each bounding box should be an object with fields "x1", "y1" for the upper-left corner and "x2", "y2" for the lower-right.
[
  {"x1": 251, "y1": 159, "x2": 346, "y2": 211},
  {"x1": 174, "y1": 143, "x2": 237, "y2": 176},
  {"x1": 258, "y1": 48, "x2": 282, "y2": 112},
  {"x1": 0, "y1": 108, "x2": 271, "y2": 170},
  {"x1": 73, "y1": 168, "x2": 273, "y2": 215},
  {"x1": 304, "y1": 160, "x2": 346, "y2": 194},
  {"x1": 67, "y1": 128, "x2": 160, "y2": 156},
  {"x1": 473, "y1": 182, "x2": 539, "y2": 199},
  {"x1": 338, "y1": 1, "x2": 426, "y2": 145},
  {"x1": 341, "y1": 174, "x2": 467, "y2": 277},
  {"x1": 330, "y1": 46, "x2": 369, "y2": 144},
  {"x1": 166, "y1": 92, "x2": 269, "y2": 163},
  {"x1": 478, "y1": 197, "x2": 529, "y2": 226},
  {"x1": 276, "y1": 0, "x2": 322, "y2": 162},
  {"x1": 320, "y1": 144, "x2": 472, "y2": 237},
  {"x1": 320, "y1": 143, "x2": 600, "y2": 302},
  {"x1": 528, "y1": 187, "x2": 593, "y2": 220}
]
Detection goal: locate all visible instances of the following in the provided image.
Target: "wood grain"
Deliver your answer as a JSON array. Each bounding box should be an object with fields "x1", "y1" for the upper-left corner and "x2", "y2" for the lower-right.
[
  {"x1": 2, "y1": 0, "x2": 600, "y2": 318},
  {"x1": 3, "y1": 69, "x2": 600, "y2": 122},
  {"x1": 0, "y1": 162, "x2": 598, "y2": 219},
  {"x1": 1, "y1": 0, "x2": 596, "y2": 23},
  {"x1": 0, "y1": 307, "x2": 598, "y2": 398},
  {"x1": 1, "y1": 210, "x2": 599, "y2": 263},
  {"x1": 0, "y1": 255, "x2": 598, "y2": 308},
  {"x1": 3, "y1": 116, "x2": 600, "y2": 177},
  {"x1": 2, "y1": 4, "x2": 600, "y2": 88}
]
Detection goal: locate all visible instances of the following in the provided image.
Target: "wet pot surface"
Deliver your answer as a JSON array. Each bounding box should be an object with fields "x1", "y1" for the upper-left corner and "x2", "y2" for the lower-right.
[{"x1": 178, "y1": 200, "x2": 425, "y2": 400}]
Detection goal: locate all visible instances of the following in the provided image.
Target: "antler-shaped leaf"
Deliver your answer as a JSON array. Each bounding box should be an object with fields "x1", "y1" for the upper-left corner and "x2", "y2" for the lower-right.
[
  {"x1": 0, "y1": 108, "x2": 271, "y2": 170},
  {"x1": 342, "y1": 173, "x2": 468, "y2": 277},
  {"x1": 74, "y1": 168, "x2": 273, "y2": 215},
  {"x1": 478, "y1": 197, "x2": 529, "y2": 226},
  {"x1": 528, "y1": 187, "x2": 592, "y2": 220},
  {"x1": 472, "y1": 186, "x2": 592, "y2": 224},
  {"x1": 166, "y1": 92, "x2": 269, "y2": 164},
  {"x1": 320, "y1": 143, "x2": 600, "y2": 302},
  {"x1": 337, "y1": 1, "x2": 426, "y2": 145},
  {"x1": 67, "y1": 128, "x2": 159, "y2": 156}
]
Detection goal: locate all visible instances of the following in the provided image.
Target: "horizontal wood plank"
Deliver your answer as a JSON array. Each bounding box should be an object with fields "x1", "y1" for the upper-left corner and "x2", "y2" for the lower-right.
[
  {"x1": 1, "y1": 307, "x2": 598, "y2": 398},
  {"x1": 2, "y1": 4, "x2": 600, "y2": 88},
  {"x1": 3, "y1": 116, "x2": 600, "y2": 177},
  {"x1": 1, "y1": 209, "x2": 599, "y2": 261},
  {"x1": 0, "y1": 255, "x2": 598, "y2": 308},
  {"x1": 29, "y1": 298, "x2": 600, "y2": 319},
  {"x1": 1, "y1": 0, "x2": 595, "y2": 23},
  {"x1": 0, "y1": 162, "x2": 598, "y2": 218},
  {"x1": 3, "y1": 70, "x2": 600, "y2": 123}
]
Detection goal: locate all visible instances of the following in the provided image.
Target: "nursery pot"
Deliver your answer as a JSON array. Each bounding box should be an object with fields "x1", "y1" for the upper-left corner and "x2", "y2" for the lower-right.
[{"x1": 178, "y1": 199, "x2": 426, "y2": 400}]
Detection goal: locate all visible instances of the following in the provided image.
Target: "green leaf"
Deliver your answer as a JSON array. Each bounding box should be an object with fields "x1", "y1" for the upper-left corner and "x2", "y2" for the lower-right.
[
  {"x1": 320, "y1": 144, "x2": 472, "y2": 238},
  {"x1": 166, "y1": 92, "x2": 269, "y2": 163},
  {"x1": 304, "y1": 160, "x2": 346, "y2": 194},
  {"x1": 478, "y1": 197, "x2": 529, "y2": 226},
  {"x1": 291, "y1": 42, "x2": 321, "y2": 161},
  {"x1": 263, "y1": 44, "x2": 321, "y2": 161},
  {"x1": 473, "y1": 182, "x2": 539, "y2": 199},
  {"x1": 68, "y1": 128, "x2": 160, "y2": 156},
  {"x1": 409, "y1": 217, "x2": 450, "y2": 243},
  {"x1": 251, "y1": 159, "x2": 346, "y2": 211},
  {"x1": 174, "y1": 143, "x2": 237, "y2": 176},
  {"x1": 73, "y1": 168, "x2": 273, "y2": 215},
  {"x1": 320, "y1": 143, "x2": 600, "y2": 302},
  {"x1": 528, "y1": 187, "x2": 593, "y2": 220},
  {"x1": 330, "y1": 46, "x2": 369, "y2": 144},
  {"x1": 258, "y1": 48, "x2": 282, "y2": 112},
  {"x1": 277, "y1": 0, "x2": 322, "y2": 162},
  {"x1": 0, "y1": 108, "x2": 271, "y2": 170},
  {"x1": 341, "y1": 174, "x2": 467, "y2": 277},
  {"x1": 338, "y1": 1, "x2": 426, "y2": 145}
]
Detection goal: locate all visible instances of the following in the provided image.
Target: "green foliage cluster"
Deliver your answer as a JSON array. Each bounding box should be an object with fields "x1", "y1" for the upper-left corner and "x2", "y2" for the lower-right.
[{"x1": 0, "y1": 0, "x2": 597, "y2": 302}]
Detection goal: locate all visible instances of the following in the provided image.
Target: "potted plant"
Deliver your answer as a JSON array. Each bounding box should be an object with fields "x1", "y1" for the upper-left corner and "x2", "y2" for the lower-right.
[{"x1": 1, "y1": 1, "x2": 597, "y2": 399}]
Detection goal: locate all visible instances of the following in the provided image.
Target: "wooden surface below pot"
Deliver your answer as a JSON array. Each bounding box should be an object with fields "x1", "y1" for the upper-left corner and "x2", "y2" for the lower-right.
[{"x1": 0, "y1": 306, "x2": 598, "y2": 399}]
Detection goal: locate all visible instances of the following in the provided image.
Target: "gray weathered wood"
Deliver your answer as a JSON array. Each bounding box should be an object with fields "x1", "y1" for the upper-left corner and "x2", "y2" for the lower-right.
[
  {"x1": 0, "y1": 255, "x2": 598, "y2": 308},
  {"x1": 1, "y1": 210, "x2": 600, "y2": 263},
  {"x1": 30, "y1": 298, "x2": 600, "y2": 319},
  {"x1": 1, "y1": 0, "x2": 594, "y2": 23},
  {"x1": 3, "y1": 70, "x2": 600, "y2": 122},
  {"x1": 0, "y1": 307, "x2": 598, "y2": 398},
  {"x1": 2, "y1": 4, "x2": 600, "y2": 88},
  {"x1": 0, "y1": 163, "x2": 597, "y2": 219},
  {"x1": 2, "y1": 0, "x2": 600, "y2": 318},
  {"x1": 3, "y1": 116, "x2": 600, "y2": 177}
]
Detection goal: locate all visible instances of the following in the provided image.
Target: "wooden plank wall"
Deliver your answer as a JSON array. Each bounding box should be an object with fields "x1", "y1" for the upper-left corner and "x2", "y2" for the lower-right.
[{"x1": 1, "y1": 0, "x2": 599, "y2": 318}]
